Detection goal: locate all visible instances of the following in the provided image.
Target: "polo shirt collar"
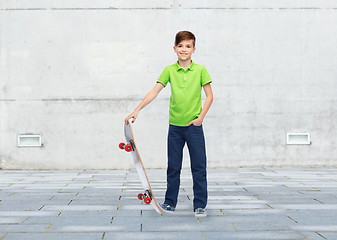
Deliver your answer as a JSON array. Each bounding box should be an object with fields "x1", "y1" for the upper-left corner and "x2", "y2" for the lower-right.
[{"x1": 175, "y1": 60, "x2": 195, "y2": 71}]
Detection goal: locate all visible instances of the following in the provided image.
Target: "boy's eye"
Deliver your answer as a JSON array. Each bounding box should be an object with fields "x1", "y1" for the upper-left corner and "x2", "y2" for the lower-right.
[{"x1": 177, "y1": 45, "x2": 192, "y2": 48}]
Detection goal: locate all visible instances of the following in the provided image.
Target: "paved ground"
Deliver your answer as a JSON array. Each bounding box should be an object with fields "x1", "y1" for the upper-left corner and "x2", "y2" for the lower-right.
[{"x1": 0, "y1": 168, "x2": 337, "y2": 240}]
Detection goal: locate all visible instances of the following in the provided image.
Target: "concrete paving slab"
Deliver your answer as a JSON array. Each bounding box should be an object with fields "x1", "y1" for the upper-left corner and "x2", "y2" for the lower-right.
[
  {"x1": 204, "y1": 231, "x2": 307, "y2": 240},
  {"x1": 141, "y1": 216, "x2": 202, "y2": 232},
  {"x1": 0, "y1": 211, "x2": 58, "y2": 217},
  {"x1": 319, "y1": 232, "x2": 337, "y2": 240},
  {"x1": 285, "y1": 210, "x2": 337, "y2": 225},
  {"x1": 0, "y1": 224, "x2": 51, "y2": 233},
  {"x1": 300, "y1": 232, "x2": 332, "y2": 240},
  {"x1": 0, "y1": 217, "x2": 27, "y2": 224},
  {"x1": 1, "y1": 168, "x2": 337, "y2": 239},
  {"x1": 104, "y1": 232, "x2": 204, "y2": 240},
  {"x1": 4, "y1": 232, "x2": 103, "y2": 240}
]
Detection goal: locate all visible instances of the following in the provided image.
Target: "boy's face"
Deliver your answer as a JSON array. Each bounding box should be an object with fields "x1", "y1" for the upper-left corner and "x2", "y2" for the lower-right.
[{"x1": 173, "y1": 39, "x2": 196, "y2": 62}]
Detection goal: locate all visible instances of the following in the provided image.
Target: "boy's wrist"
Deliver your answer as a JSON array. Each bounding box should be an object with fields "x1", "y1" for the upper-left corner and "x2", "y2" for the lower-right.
[{"x1": 198, "y1": 115, "x2": 205, "y2": 122}]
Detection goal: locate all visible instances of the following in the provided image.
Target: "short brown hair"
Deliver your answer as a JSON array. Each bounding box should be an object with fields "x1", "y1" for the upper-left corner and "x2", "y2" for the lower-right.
[{"x1": 175, "y1": 31, "x2": 196, "y2": 47}]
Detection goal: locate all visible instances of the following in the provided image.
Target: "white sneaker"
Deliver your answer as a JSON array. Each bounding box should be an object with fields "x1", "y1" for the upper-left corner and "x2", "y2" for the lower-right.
[{"x1": 194, "y1": 208, "x2": 207, "y2": 217}]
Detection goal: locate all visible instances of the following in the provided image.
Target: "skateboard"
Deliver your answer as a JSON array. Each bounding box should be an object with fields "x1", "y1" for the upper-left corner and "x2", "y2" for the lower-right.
[{"x1": 119, "y1": 122, "x2": 163, "y2": 215}]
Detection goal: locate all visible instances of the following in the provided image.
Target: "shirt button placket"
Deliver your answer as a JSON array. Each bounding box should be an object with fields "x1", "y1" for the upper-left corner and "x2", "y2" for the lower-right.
[{"x1": 183, "y1": 72, "x2": 187, "y2": 87}]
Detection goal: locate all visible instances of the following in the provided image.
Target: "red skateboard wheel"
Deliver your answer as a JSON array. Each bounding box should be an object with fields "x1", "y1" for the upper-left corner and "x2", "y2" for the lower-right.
[
  {"x1": 144, "y1": 198, "x2": 151, "y2": 205},
  {"x1": 119, "y1": 143, "x2": 125, "y2": 150},
  {"x1": 138, "y1": 193, "x2": 144, "y2": 200},
  {"x1": 125, "y1": 145, "x2": 132, "y2": 152}
]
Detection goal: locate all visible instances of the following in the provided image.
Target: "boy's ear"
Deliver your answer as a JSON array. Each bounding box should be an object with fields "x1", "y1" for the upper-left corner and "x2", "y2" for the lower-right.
[{"x1": 173, "y1": 46, "x2": 177, "y2": 53}]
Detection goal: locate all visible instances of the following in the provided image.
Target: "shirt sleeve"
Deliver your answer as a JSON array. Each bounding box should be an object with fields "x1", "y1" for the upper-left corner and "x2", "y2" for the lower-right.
[
  {"x1": 201, "y1": 66, "x2": 212, "y2": 86},
  {"x1": 157, "y1": 66, "x2": 170, "y2": 87}
]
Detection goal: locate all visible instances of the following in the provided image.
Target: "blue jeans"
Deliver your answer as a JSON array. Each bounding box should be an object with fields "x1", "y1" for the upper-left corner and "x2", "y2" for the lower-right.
[{"x1": 164, "y1": 124, "x2": 208, "y2": 210}]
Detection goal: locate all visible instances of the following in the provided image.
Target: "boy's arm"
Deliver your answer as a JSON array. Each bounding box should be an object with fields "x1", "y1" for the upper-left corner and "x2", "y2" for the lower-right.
[
  {"x1": 124, "y1": 83, "x2": 164, "y2": 125},
  {"x1": 187, "y1": 83, "x2": 213, "y2": 126}
]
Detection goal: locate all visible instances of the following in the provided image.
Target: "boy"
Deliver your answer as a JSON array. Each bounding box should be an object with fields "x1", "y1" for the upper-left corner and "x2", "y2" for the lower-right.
[{"x1": 125, "y1": 31, "x2": 213, "y2": 217}]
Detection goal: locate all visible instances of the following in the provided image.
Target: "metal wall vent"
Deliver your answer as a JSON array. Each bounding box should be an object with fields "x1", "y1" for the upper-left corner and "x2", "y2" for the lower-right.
[
  {"x1": 18, "y1": 135, "x2": 42, "y2": 147},
  {"x1": 287, "y1": 133, "x2": 311, "y2": 145}
]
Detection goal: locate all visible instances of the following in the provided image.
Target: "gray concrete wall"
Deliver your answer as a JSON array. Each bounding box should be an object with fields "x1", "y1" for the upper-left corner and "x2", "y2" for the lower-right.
[{"x1": 1, "y1": 0, "x2": 337, "y2": 169}]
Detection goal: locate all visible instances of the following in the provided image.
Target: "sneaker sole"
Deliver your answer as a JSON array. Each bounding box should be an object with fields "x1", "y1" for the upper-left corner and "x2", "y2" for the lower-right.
[
  {"x1": 159, "y1": 205, "x2": 175, "y2": 213},
  {"x1": 195, "y1": 212, "x2": 207, "y2": 217}
]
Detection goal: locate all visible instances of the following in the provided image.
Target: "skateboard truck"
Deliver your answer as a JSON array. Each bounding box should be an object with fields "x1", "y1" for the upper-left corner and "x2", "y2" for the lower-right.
[
  {"x1": 119, "y1": 140, "x2": 135, "y2": 152},
  {"x1": 137, "y1": 190, "x2": 152, "y2": 205}
]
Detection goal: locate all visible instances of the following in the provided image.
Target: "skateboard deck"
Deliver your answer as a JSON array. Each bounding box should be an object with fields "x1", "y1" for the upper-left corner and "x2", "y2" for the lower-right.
[{"x1": 119, "y1": 122, "x2": 163, "y2": 215}]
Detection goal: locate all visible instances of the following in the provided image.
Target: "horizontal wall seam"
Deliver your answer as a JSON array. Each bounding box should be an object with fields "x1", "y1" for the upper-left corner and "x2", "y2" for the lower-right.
[
  {"x1": 0, "y1": 98, "x2": 170, "y2": 102},
  {"x1": 1, "y1": 8, "x2": 337, "y2": 11}
]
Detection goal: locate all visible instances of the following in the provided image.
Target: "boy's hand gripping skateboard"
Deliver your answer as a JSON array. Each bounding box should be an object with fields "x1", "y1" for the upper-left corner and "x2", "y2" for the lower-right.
[{"x1": 119, "y1": 122, "x2": 163, "y2": 215}]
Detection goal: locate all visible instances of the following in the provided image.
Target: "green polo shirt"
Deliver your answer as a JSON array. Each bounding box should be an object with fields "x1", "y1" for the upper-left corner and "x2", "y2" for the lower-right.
[{"x1": 157, "y1": 61, "x2": 212, "y2": 126}]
